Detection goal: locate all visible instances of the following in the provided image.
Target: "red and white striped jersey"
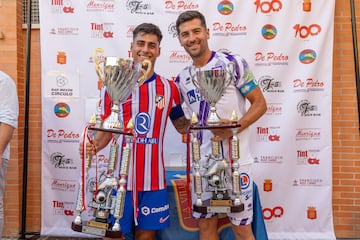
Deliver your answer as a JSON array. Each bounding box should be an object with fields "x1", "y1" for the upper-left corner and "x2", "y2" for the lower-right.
[{"x1": 101, "y1": 73, "x2": 184, "y2": 191}]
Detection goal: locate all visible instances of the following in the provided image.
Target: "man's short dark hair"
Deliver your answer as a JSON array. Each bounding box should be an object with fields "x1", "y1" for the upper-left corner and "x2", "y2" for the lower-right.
[
  {"x1": 133, "y1": 23, "x2": 163, "y2": 44},
  {"x1": 175, "y1": 10, "x2": 207, "y2": 35}
]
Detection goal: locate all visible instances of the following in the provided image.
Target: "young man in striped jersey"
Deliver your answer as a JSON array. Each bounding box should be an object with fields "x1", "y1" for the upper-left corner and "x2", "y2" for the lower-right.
[{"x1": 85, "y1": 23, "x2": 189, "y2": 239}]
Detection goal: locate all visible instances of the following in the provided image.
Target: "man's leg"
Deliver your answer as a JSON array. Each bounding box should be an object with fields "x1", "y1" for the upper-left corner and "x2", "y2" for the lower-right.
[
  {"x1": 228, "y1": 163, "x2": 254, "y2": 240},
  {"x1": 135, "y1": 229, "x2": 156, "y2": 240},
  {"x1": 198, "y1": 216, "x2": 219, "y2": 240},
  {"x1": 231, "y1": 224, "x2": 254, "y2": 240}
]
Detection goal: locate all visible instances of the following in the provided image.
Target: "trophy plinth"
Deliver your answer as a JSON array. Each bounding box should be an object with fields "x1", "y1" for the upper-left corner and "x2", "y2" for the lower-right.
[
  {"x1": 188, "y1": 115, "x2": 243, "y2": 214},
  {"x1": 193, "y1": 199, "x2": 244, "y2": 214},
  {"x1": 71, "y1": 221, "x2": 123, "y2": 238},
  {"x1": 88, "y1": 126, "x2": 133, "y2": 136},
  {"x1": 189, "y1": 122, "x2": 241, "y2": 131}
]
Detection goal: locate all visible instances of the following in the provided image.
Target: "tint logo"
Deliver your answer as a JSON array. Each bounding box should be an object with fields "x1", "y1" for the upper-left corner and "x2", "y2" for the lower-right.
[
  {"x1": 90, "y1": 22, "x2": 114, "y2": 39},
  {"x1": 51, "y1": 0, "x2": 75, "y2": 14},
  {"x1": 52, "y1": 200, "x2": 74, "y2": 216},
  {"x1": 256, "y1": 127, "x2": 281, "y2": 142}
]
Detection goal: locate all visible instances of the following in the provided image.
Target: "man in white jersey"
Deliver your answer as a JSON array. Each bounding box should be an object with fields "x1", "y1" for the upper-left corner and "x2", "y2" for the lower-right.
[
  {"x1": 175, "y1": 10, "x2": 267, "y2": 240},
  {"x1": 0, "y1": 71, "x2": 19, "y2": 238}
]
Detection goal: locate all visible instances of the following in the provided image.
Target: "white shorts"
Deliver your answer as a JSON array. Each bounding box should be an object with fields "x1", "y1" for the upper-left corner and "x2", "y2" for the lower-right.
[{"x1": 191, "y1": 163, "x2": 253, "y2": 226}]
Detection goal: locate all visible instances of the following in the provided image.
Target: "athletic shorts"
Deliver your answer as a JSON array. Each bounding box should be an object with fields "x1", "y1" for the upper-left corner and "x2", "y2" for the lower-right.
[
  {"x1": 120, "y1": 189, "x2": 170, "y2": 234},
  {"x1": 191, "y1": 163, "x2": 253, "y2": 226}
]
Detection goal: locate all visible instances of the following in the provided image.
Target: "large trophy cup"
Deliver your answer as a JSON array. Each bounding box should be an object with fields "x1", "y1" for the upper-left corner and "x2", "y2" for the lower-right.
[
  {"x1": 72, "y1": 49, "x2": 151, "y2": 238},
  {"x1": 188, "y1": 64, "x2": 244, "y2": 214}
]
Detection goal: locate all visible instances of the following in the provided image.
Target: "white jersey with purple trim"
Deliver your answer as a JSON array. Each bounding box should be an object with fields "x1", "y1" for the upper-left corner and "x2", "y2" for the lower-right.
[{"x1": 175, "y1": 51, "x2": 256, "y2": 166}]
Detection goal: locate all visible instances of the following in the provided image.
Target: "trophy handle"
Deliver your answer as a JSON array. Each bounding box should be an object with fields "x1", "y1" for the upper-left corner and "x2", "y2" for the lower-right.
[
  {"x1": 94, "y1": 48, "x2": 105, "y2": 89},
  {"x1": 137, "y1": 59, "x2": 152, "y2": 86}
]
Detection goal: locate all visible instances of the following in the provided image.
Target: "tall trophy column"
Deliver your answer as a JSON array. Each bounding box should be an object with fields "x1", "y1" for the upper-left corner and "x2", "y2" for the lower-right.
[{"x1": 188, "y1": 64, "x2": 244, "y2": 214}]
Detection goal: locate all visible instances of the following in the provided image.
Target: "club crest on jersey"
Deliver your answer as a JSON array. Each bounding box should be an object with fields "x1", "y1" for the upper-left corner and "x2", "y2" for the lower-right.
[{"x1": 155, "y1": 95, "x2": 165, "y2": 109}]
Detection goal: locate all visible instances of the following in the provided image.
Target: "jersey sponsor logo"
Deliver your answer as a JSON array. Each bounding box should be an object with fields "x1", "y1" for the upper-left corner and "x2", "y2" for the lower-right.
[
  {"x1": 186, "y1": 89, "x2": 202, "y2": 104},
  {"x1": 240, "y1": 172, "x2": 251, "y2": 190},
  {"x1": 135, "y1": 112, "x2": 150, "y2": 134},
  {"x1": 141, "y1": 206, "x2": 151, "y2": 216}
]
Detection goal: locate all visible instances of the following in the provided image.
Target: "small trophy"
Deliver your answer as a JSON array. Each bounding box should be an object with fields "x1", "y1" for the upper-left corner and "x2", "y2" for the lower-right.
[
  {"x1": 188, "y1": 63, "x2": 244, "y2": 214},
  {"x1": 72, "y1": 49, "x2": 151, "y2": 238}
]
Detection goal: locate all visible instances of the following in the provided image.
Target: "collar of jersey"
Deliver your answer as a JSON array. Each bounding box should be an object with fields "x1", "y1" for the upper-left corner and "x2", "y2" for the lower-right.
[{"x1": 143, "y1": 72, "x2": 157, "y2": 85}]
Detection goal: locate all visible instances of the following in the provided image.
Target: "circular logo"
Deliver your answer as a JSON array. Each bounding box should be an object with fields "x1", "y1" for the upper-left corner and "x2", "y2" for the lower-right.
[
  {"x1": 56, "y1": 74, "x2": 68, "y2": 87},
  {"x1": 135, "y1": 112, "x2": 150, "y2": 134},
  {"x1": 54, "y1": 102, "x2": 70, "y2": 118},
  {"x1": 240, "y1": 172, "x2": 251, "y2": 190},
  {"x1": 218, "y1": 0, "x2": 234, "y2": 15},
  {"x1": 261, "y1": 24, "x2": 277, "y2": 40},
  {"x1": 141, "y1": 206, "x2": 150, "y2": 216},
  {"x1": 299, "y1": 49, "x2": 316, "y2": 64}
]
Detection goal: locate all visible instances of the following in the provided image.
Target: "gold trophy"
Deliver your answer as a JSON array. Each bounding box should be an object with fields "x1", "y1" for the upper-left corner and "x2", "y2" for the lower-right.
[
  {"x1": 72, "y1": 49, "x2": 151, "y2": 238},
  {"x1": 188, "y1": 64, "x2": 244, "y2": 214}
]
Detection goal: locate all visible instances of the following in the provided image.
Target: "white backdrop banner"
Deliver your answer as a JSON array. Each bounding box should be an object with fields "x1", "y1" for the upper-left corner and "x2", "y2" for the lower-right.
[{"x1": 39, "y1": 0, "x2": 335, "y2": 239}]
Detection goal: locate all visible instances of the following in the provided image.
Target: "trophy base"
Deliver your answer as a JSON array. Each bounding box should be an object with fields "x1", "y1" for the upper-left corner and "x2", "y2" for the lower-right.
[
  {"x1": 71, "y1": 221, "x2": 123, "y2": 238},
  {"x1": 89, "y1": 126, "x2": 133, "y2": 136},
  {"x1": 190, "y1": 122, "x2": 241, "y2": 130},
  {"x1": 193, "y1": 199, "x2": 244, "y2": 214}
]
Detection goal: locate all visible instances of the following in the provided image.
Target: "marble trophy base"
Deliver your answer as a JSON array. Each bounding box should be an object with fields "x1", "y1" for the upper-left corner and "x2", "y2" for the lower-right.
[
  {"x1": 71, "y1": 221, "x2": 123, "y2": 238},
  {"x1": 193, "y1": 199, "x2": 244, "y2": 214}
]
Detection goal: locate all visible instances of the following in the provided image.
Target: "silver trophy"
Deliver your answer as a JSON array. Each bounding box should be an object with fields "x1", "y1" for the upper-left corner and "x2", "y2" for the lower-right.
[
  {"x1": 101, "y1": 55, "x2": 151, "y2": 130},
  {"x1": 188, "y1": 63, "x2": 244, "y2": 214},
  {"x1": 189, "y1": 63, "x2": 234, "y2": 125},
  {"x1": 72, "y1": 49, "x2": 151, "y2": 238}
]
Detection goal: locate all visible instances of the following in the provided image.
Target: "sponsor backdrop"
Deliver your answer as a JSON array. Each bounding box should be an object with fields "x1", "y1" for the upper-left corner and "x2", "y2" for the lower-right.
[{"x1": 39, "y1": 0, "x2": 336, "y2": 239}]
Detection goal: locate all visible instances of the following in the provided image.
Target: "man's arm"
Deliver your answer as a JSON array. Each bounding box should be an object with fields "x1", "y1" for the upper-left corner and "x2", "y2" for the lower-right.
[
  {"x1": 0, "y1": 123, "x2": 15, "y2": 159},
  {"x1": 211, "y1": 87, "x2": 267, "y2": 139},
  {"x1": 79, "y1": 127, "x2": 112, "y2": 157},
  {"x1": 171, "y1": 115, "x2": 190, "y2": 135},
  {"x1": 237, "y1": 87, "x2": 267, "y2": 133}
]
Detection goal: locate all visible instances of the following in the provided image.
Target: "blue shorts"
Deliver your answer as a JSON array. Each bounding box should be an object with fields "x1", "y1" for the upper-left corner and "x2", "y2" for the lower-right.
[{"x1": 120, "y1": 189, "x2": 170, "y2": 234}]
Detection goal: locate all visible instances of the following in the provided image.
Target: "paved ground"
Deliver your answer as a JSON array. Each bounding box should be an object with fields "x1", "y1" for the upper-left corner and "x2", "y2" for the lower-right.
[{"x1": 2, "y1": 237, "x2": 102, "y2": 240}]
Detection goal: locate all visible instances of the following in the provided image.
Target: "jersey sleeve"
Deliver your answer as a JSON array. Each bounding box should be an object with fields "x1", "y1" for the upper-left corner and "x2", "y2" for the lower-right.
[
  {"x1": 233, "y1": 54, "x2": 259, "y2": 97},
  {"x1": 169, "y1": 80, "x2": 185, "y2": 120}
]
